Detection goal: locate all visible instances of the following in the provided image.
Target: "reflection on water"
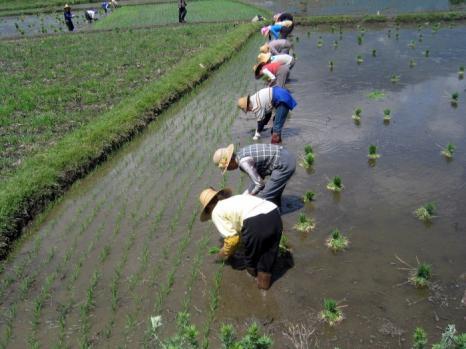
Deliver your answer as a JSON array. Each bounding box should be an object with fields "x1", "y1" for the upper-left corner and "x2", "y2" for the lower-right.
[{"x1": 246, "y1": 0, "x2": 466, "y2": 15}]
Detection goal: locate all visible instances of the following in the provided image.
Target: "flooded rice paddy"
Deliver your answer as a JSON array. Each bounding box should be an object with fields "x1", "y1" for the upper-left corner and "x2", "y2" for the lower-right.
[{"x1": 1, "y1": 23, "x2": 466, "y2": 348}]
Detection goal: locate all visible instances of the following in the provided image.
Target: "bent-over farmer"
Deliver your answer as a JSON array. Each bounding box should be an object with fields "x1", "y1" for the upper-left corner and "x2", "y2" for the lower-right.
[
  {"x1": 212, "y1": 143, "x2": 296, "y2": 207},
  {"x1": 199, "y1": 187, "x2": 283, "y2": 290},
  {"x1": 63, "y1": 4, "x2": 74, "y2": 31},
  {"x1": 259, "y1": 39, "x2": 293, "y2": 55},
  {"x1": 237, "y1": 86, "x2": 297, "y2": 144},
  {"x1": 254, "y1": 61, "x2": 289, "y2": 88}
]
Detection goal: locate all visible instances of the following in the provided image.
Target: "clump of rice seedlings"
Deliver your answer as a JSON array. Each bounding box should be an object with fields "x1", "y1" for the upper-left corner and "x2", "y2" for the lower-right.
[
  {"x1": 412, "y1": 327, "x2": 428, "y2": 349},
  {"x1": 383, "y1": 108, "x2": 391, "y2": 121},
  {"x1": 279, "y1": 234, "x2": 292, "y2": 256},
  {"x1": 451, "y1": 92, "x2": 459, "y2": 106},
  {"x1": 352, "y1": 108, "x2": 362, "y2": 121},
  {"x1": 409, "y1": 59, "x2": 416, "y2": 68},
  {"x1": 424, "y1": 49, "x2": 430, "y2": 57},
  {"x1": 295, "y1": 36, "x2": 300, "y2": 42},
  {"x1": 387, "y1": 29, "x2": 391, "y2": 37},
  {"x1": 390, "y1": 74, "x2": 400, "y2": 83},
  {"x1": 395, "y1": 32, "x2": 399, "y2": 40},
  {"x1": 408, "y1": 40, "x2": 416, "y2": 49},
  {"x1": 317, "y1": 36, "x2": 323, "y2": 48},
  {"x1": 307, "y1": 31, "x2": 311, "y2": 37},
  {"x1": 368, "y1": 145, "x2": 380, "y2": 159},
  {"x1": 441, "y1": 143, "x2": 455, "y2": 158},
  {"x1": 208, "y1": 246, "x2": 220, "y2": 255},
  {"x1": 328, "y1": 60, "x2": 334, "y2": 71},
  {"x1": 414, "y1": 202, "x2": 436, "y2": 222},
  {"x1": 367, "y1": 91, "x2": 385, "y2": 100},
  {"x1": 300, "y1": 152, "x2": 314, "y2": 169},
  {"x1": 327, "y1": 176, "x2": 343, "y2": 192},
  {"x1": 325, "y1": 229, "x2": 349, "y2": 252},
  {"x1": 418, "y1": 33, "x2": 424, "y2": 42},
  {"x1": 357, "y1": 35, "x2": 363, "y2": 45},
  {"x1": 333, "y1": 40, "x2": 338, "y2": 48},
  {"x1": 459, "y1": 66, "x2": 464, "y2": 79},
  {"x1": 294, "y1": 213, "x2": 315, "y2": 232},
  {"x1": 304, "y1": 144, "x2": 313, "y2": 155},
  {"x1": 303, "y1": 191, "x2": 315, "y2": 203},
  {"x1": 372, "y1": 49, "x2": 377, "y2": 57},
  {"x1": 319, "y1": 298, "x2": 344, "y2": 326},
  {"x1": 395, "y1": 255, "x2": 432, "y2": 288},
  {"x1": 356, "y1": 55, "x2": 363, "y2": 64}
]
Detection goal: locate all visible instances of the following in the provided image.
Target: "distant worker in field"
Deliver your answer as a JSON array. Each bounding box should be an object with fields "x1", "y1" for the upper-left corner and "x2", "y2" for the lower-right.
[
  {"x1": 199, "y1": 187, "x2": 283, "y2": 290},
  {"x1": 109, "y1": 0, "x2": 118, "y2": 9},
  {"x1": 212, "y1": 143, "x2": 296, "y2": 207},
  {"x1": 178, "y1": 0, "x2": 187, "y2": 23},
  {"x1": 273, "y1": 12, "x2": 294, "y2": 38},
  {"x1": 254, "y1": 59, "x2": 290, "y2": 88},
  {"x1": 261, "y1": 20, "x2": 293, "y2": 40},
  {"x1": 260, "y1": 39, "x2": 293, "y2": 55},
  {"x1": 85, "y1": 9, "x2": 98, "y2": 23},
  {"x1": 101, "y1": 1, "x2": 110, "y2": 13},
  {"x1": 63, "y1": 4, "x2": 74, "y2": 31},
  {"x1": 237, "y1": 86, "x2": 297, "y2": 144}
]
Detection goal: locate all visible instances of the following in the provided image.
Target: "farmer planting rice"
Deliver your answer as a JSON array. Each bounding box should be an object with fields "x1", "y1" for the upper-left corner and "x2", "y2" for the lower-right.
[
  {"x1": 259, "y1": 39, "x2": 293, "y2": 55},
  {"x1": 212, "y1": 143, "x2": 296, "y2": 207},
  {"x1": 257, "y1": 52, "x2": 295, "y2": 68},
  {"x1": 199, "y1": 187, "x2": 283, "y2": 290},
  {"x1": 261, "y1": 20, "x2": 293, "y2": 40},
  {"x1": 254, "y1": 60, "x2": 290, "y2": 88},
  {"x1": 238, "y1": 86, "x2": 297, "y2": 143},
  {"x1": 273, "y1": 13, "x2": 294, "y2": 37},
  {"x1": 63, "y1": 4, "x2": 74, "y2": 31}
]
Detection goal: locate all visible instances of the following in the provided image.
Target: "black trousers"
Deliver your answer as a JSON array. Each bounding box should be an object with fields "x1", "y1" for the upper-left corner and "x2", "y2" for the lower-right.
[
  {"x1": 179, "y1": 6, "x2": 187, "y2": 22},
  {"x1": 65, "y1": 20, "x2": 74, "y2": 31},
  {"x1": 241, "y1": 209, "x2": 282, "y2": 273}
]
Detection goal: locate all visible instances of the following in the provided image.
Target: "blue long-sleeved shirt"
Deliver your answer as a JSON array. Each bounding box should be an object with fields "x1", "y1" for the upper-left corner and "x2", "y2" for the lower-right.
[
  {"x1": 64, "y1": 11, "x2": 73, "y2": 21},
  {"x1": 269, "y1": 24, "x2": 283, "y2": 40}
]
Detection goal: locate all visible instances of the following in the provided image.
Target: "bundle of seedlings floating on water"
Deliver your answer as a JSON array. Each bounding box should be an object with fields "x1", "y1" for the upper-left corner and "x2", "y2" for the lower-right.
[
  {"x1": 299, "y1": 144, "x2": 314, "y2": 169},
  {"x1": 395, "y1": 255, "x2": 432, "y2": 288},
  {"x1": 328, "y1": 60, "x2": 334, "y2": 71},
  {"x1": 317, "y1": 36, "x2": 323, "y2": 48},
  {"x1": 368, "y1": 145, "x2": 380, "y2": 159},
  {"x1": 441, "y1": 143, "x2": 455, "y2": 159},
  {"x1": 327, "y1": 176, "x2": 343, "y2": 192},
  {"x1": 208, "y1": 246, "x2": 221, "y2": 255},
  {"x1": 409, "y1": 59, "x2": 416, "y2": 68},
  {"x1": 356, "y1": 55, "x2": 363, "y2": 64},
  {"x1": 459, "y1": 66, "x2": 464, "y2": 79},
  {"x1": 414, "y1": 202, "x2": 436, "y2": 222},
  {"x1": 319, "y1": 298, "x2": 344, "y2": 326},
  {"x1": 352, "y1": 108, "x2": 362, "y2": 121},
  {"x1": 325, "y1": 229, "x2": 349, "y2": 252},
  {"x1": 390, "y1": 75, "x2": 400, "y2": 83},
  {"x1": 451, "y1": 92, "x2": 459, "y2": 106},
  {"x1": 303, "y1": 191, "x2": 315, "y2": 203},
  {"x1": 294, "y1": 213, "x2": 315, "y2": 232},
  {"x1": 383, "y1": 108, "x2": 391, "y2": 121},
  {"x1": 279, "y1": 234, "x2": 292, "y2": 256},
  {"x1": 357, "y1": 35, "x2": 363, "y2": 45}
]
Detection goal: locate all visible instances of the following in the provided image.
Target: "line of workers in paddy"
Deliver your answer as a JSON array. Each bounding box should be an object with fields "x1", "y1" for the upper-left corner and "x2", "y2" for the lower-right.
[
  {"x1": 200, "y1": 13, "x2": 299, "y2": 290},
  {"x1": 63, "y1": 0, "x2": 118, "y2": 31}
]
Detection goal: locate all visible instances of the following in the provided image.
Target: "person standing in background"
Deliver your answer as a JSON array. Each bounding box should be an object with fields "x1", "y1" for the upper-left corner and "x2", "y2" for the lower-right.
[
  {"x1": 64, "y1": 4, "x2": 74, "y2": 31},
  {"x1": 179, "y1": 0, "x2": 187, "y2": 23}
]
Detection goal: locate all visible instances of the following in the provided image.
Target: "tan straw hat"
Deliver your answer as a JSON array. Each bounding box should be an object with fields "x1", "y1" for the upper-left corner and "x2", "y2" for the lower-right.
[
  {"x1": 212, "y1": 144, "x2": 235, "y2": 174},
  {"x1": 64, "y1": 3, "x2": 71, "y2": 9},
  {"x1": 237, "y1": 95, "x2": 250, "y2": 113},
  {"x1": 257, "y1": 52, "x2": 271, "y2": 64},
  {"x1": 199, "y1": 187, "x2": 232, "y2": 221},
  {"x1": 259, "y1": 43, "x2": 270, "y2": 53}
]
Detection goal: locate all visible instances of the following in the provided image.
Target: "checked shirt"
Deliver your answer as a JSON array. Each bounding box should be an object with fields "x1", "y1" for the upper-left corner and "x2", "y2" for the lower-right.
[{"x1": 236, "y1": 144, "x2": 282, "y2": 177}]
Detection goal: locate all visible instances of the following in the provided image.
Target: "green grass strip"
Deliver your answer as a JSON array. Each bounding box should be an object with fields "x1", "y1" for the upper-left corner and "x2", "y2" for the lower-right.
[
  {"x1": 0, "y1": 21, "x2": 260, "y2": 259},
  {"x1": 295, "y1": 10, "x2": 466, "y2": 25}
]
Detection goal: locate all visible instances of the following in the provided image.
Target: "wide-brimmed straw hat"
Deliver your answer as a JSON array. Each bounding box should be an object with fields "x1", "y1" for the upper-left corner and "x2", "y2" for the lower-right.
[
  {"x1": 212, "y1": 144, "x2": 234, "y2": 174},
  {"x1": 64, "y1": 3, "x2": 71, "y2": 9},
  {"x1": 237, "y1": 95, "x2": 250, "y2": 113},
  {"x1": 259, "y1": 43, "x2": 269, "y2": 53},
  {"x1": 199, "y1": 187, "x2": 232, "y2": 221},
  {"x1": 253, "y1": 62, "x2": 265, "y2": 79},
  {"x1": 257, "y1": 52, "x2": 271, "y2": 64}
]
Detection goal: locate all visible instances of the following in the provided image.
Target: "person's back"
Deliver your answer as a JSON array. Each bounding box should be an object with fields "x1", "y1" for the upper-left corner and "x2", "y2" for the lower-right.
[{"x1": 236, "y1": 144, "x2": 282, "y2": 177}]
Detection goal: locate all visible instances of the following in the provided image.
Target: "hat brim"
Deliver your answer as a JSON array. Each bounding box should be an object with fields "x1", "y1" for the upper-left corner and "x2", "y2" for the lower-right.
[
  {"x1": 254, "y1": 63, "x2": 265, "y2": 79},
  {"x1": 239, "y1": 95, "x2": 250, "y2": 113},
  {"x1": 200, "y1": 188, "x2": 233, "y2": 221},
  {"x1": 221, "y1": 144, "x2": 235, "y2": 175}
]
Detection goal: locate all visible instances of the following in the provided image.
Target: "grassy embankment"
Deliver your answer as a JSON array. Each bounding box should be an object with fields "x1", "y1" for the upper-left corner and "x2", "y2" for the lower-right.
[
  {"x1": 0, "y1": 20, "x2": 260, "y2": 258},
  {"x1": 295, "y1": 10, "x2": 466, "y2": 25},
  {"x1": 94, "y1": 0, "x2": 267, "y2": 29}
]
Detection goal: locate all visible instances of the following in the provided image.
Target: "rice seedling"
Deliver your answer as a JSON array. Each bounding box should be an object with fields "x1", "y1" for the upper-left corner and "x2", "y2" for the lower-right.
[
  {"x1": 328, "y1": 60, "x2": 334, "y2": 71},
  {"x1": 304, "y1": 144, "x2": 313, "y2": 155},
  {"x1": 383, "y1": 108, "x2": 392, "y2": 121},
  {"x1": 451, "y1": 92, "x2": 459, "y2": 106},
  {"x1": 408, "y1": 40, "x2": 416, "y2": 49},
  {"x1": 294, "y1": 213, "x2": 315, "y2": 232},
  {"x1": 331, "y1": 25, "x2": 336, "y2": 33},
  {"x1": 412, "y1": 327, "x2": 428, "y2": 349},
  {"x1": 395, "y1": 33, "x2": 399, "y2": 40},
  {"x1": 387, "y1": 29, "x2": 392, "y2": 37},
  {"x1": 372, "y1": 49, "x2": 377, "y2": 57},
  {"x1": 352, "y1": 108, "x2": 362, "y2": 121},
  {"x1": 409, "y1": 59, "x2": 417, "y2": 68},
  {"x1": 208, "y1": 246, "x2": 220, "y2": 255},
  {"x1": 300, "y1": 152, "x2": 315, "y2": 169},
  {"x1": 317, "y1": 36, "x2": 323, "y2": 48},
  {"x1": 367, "y1": 91, "x2": 385, "y2": 100},
  {"x1": 395, "y1": 255, "x2": 432, "y2": 288},
  {"x1": 441, "y1": 143, "x2": 456, "y2": 158},
  {"x1": 368, "y1": 145, "x2": 380, "y2": 159},
  {"x1": 295, "y1": 36, "x2": 300, "y2": 42},
  {"x1": 356, "y1": 55, "x2": 363, "y2": 64},
  {"x1": 414, "y1": 202, "x2": 436, "y2": 221},
  {"x1": 333, "y1": 40, "x2": 338, "y2": 48},
  {"x1": 424, "y1": 49, "x2": 430, "y2": 57},
  {"x1": 319, "y1": 298, "x2": 344, "y2": 326},
  {"x1": 357, "y1": 35, "x2": 363, "y2": 45},
  {"x1": 327, "y1": 176, "x2": 343, "y2": 192},
  {"x1": 459, "y1": 66, "x2": 465, "y2": 79},
  {"x1": 325, "y1": 229, "x2": 349, "y2": 252},
  {"x1": 303, "y1": 191, "x2": 315, "y2": 203},
  {"x1": 390, "y1": 74, "x2": 400, "y2": 83},
  {"x1": 279, "y1": 234, "x2": 292, "y2": 256},
  {"x1": 418, "y1": 33, "x2": 424, "y2": 42}
]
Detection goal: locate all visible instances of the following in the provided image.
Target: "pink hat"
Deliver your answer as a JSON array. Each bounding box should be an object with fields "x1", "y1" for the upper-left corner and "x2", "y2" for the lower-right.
[{"x1": 261, "y1": 26, "x2": 270, "y2": 36}]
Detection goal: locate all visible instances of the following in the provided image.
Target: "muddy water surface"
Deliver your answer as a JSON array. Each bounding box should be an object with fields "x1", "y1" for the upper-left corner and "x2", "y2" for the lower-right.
[{"x1": 1, "y1": 24, "x2": 465, "y2": 349}]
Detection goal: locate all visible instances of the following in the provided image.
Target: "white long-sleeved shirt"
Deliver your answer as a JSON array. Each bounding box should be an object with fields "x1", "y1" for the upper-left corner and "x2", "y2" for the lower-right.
[
  {"x1": 270, "y1": 54, "x2": 294, "y2": 68},
  {"x1": 249, "y1": 87, "x2": 273, "y2": 121}
]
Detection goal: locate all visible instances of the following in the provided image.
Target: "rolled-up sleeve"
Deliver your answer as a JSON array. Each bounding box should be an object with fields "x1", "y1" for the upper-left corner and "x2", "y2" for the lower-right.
[{"x1": 239, "y1": 157, "x2": 265, "y2": 195}]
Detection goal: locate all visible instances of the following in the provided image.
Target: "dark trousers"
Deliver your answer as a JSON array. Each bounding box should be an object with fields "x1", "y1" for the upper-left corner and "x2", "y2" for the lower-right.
[
  {"x1": 179, "y1": 6, "x2": 187, "y2": 22},
  {"x1": 269, "y1": 65, "x2": 290, "y2": 88},
  {"x1": 65, "y1": 20, "x2": 74, "y2": 31},
  {"x1": 242, "y1": 209, "x2": 282, "y2": 273},
  {"x1": 256, "y1": 103, "x2": 290, "y2": 136}
]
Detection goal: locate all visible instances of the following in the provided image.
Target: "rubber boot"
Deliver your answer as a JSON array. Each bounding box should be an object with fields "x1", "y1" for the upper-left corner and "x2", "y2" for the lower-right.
[
  {"x1": 257, "y1": 272, "x2": 272, "y2": 290},
  {"x1": 271, "y1": 133, "x2": 282, "y2": 144}
]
